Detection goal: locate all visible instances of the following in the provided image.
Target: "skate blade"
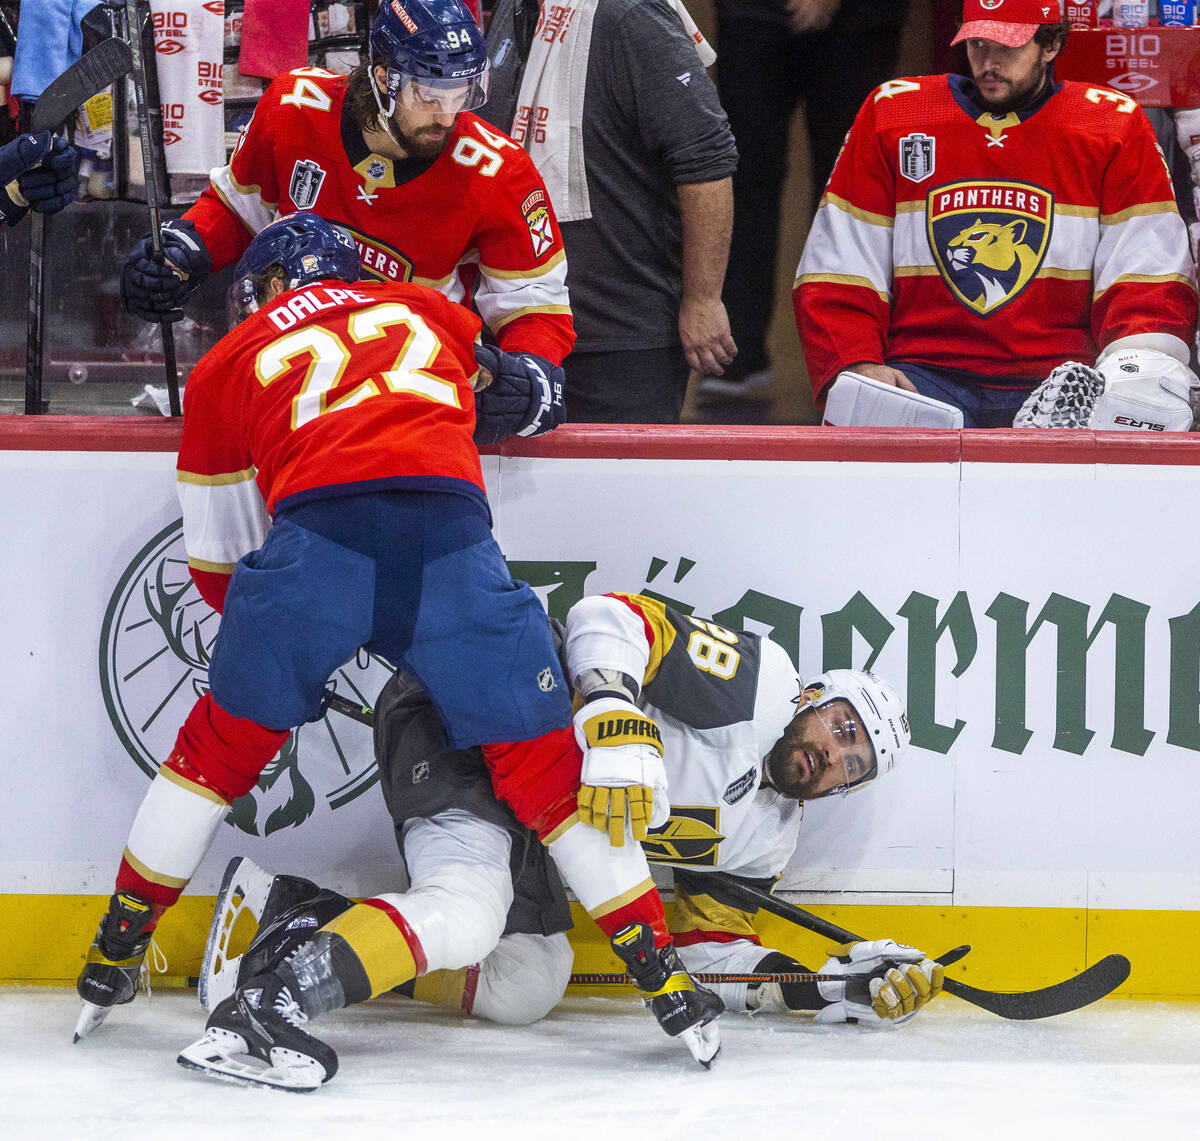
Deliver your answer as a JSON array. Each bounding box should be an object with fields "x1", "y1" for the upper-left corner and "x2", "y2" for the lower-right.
[
  {"x1": 679, "y1": 1019, "x2": 721, "y2": 1068},
  {"x1": 73, "y1": 1000, "x2": 111, "y2": 1043},
  {"x1": 200, "y1": 856, "x2": 275, "y2": 1012},
  {"x1": 177, "y1": 1027, "x2": 326, "y2": 1092}
]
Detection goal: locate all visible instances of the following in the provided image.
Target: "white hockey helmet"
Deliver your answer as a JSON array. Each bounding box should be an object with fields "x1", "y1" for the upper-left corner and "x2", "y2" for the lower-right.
[{"x1": 795, "y1": 669, "x2": 909, "y2": 794}]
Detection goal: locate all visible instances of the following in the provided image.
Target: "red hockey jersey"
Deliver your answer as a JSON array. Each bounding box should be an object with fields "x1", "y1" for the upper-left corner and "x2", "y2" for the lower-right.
[
  {"x1": 794, "y1": 75, "x2": 1198, "y2": 396},
  {"x1": 185, "y1": 68, "x2": 574, "y2": 364},
  {"x1": 177, "y1": 277, "x2": 486, "y2": 611}
]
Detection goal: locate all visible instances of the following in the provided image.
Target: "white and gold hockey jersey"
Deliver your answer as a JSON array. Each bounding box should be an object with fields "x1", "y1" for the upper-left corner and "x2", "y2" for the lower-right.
[
  {"x1": 564, "y1": 592, "x2": 809, "y2": 1008},
  {"x1": 794, "y1": 74, "x2": 1198, "y2": 398}
]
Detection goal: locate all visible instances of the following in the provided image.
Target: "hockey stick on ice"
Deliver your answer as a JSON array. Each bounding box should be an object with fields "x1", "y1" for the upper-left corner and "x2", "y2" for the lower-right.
[
  {"x1": 24, "y1": 36, "x2": 134, "y2": 414},
  {"x1": 709, "y1": 873, "x2": 1132, "y2": 1020},
  {"x1": 122, "y1": 0, "x2": 180, "y2": 416},
  {"x1": 570, "y1": 944, "x2": 972, "y2": 987}
]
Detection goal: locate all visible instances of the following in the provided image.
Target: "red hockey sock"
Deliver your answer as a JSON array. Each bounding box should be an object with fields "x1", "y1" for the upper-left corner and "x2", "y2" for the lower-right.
[{"x1": 174, "y1": 692, "x2": 290, "y2": 801}]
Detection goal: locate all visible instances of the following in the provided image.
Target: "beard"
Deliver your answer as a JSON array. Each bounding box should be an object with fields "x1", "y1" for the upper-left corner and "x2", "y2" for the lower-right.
[
  {"x1": 384, "y1": 114, "x2": 453, "y2": 160},
  {"x1": 973, "y1": 63, "x2": 1049, "y2": 115}
]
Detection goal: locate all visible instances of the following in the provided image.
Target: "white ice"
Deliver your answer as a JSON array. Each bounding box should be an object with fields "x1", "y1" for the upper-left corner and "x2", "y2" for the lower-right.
[{"x1": 2, "y1": 988, "x2": 1198, "y2": 1141}]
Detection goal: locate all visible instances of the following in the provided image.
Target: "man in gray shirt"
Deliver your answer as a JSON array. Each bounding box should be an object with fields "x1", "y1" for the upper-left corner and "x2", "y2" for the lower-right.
[{"x1": 483, "y1": 0, "x2": 739, "y2": 422}]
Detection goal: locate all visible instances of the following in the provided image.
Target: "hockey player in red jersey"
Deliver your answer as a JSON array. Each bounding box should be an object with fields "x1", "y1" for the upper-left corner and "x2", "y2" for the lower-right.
[
  {"x1": 794, "y1": 0, "x2": 1199, "y2": 428},
  {"x1": 77, "y1": 214, "x2": 720, "y2": 1079},
  {"x1": 121, "y1": 0, "x2": 575, "y2": 370}
]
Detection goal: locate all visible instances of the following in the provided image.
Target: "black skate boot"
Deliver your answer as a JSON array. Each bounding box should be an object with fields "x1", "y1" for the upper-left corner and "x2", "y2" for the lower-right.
[
  {"x1": 74, "y1": 892, "x2": 157, "y2": 1041},
  {"x1": 611, "y1": 923, "x2": 724, "y2": 1066},
  {"x1": 200, "y1": 855, "x2": 352, "y2": 1011},
  {"x1": 178, "y1": 969, "x2": 339, "y2": 1092}
]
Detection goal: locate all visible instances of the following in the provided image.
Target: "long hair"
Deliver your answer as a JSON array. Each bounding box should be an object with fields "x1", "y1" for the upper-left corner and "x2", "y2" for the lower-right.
[{"x1": 344, "y1": 62, "x2": 384, "y2": 133}]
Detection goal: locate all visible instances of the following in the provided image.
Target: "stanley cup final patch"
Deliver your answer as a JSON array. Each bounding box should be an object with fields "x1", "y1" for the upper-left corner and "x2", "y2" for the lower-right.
[
  {"x1": 927, "y1": 179, "x2": 1053, "y2": 316},
  {"x1": 290, "y1": 158, "x2": 328, "y2": 210},
  {"x1": 900, "y1": 132, "x2": 935, "y2": 182},
  {"x1": 522, "y1": 189, "x2": 554, "y2": 258}
]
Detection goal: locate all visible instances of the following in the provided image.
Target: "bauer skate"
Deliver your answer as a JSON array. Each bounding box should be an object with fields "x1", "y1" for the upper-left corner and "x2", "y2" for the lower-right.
[
  {"x1": 200, "y1": 855, "x2": 352, "y2": 1011},
  {"x1": 178, "y1": 970, "x2": 338, "y2": 1092},
  {"x1": 611, "y1": 923, "x2": 723, "y2": 1067},
  {"x1": 74, "y1": 892, "x2": 156, "y2": 1042}
]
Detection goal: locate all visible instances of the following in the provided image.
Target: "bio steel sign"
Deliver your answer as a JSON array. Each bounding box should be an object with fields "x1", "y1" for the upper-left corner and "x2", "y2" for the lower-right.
[{"x1": 1057, "y1": 27, "x2": 1200, "y2": 107}]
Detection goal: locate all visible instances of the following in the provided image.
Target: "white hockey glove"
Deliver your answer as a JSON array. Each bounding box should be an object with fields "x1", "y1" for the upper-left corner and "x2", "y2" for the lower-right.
[
  {"x1": 1089, "y1": 349, "x2": 1198, "y2": 432},
  {"x1": 574, "y1": 696, "x2": 668, "y2": 848},
  {"x1": 1014, "y1": 361, "x2": 1104, "y2": 428},
  {"x1": 815, "y1": 939, "x2": 943, "y2": 1026}
]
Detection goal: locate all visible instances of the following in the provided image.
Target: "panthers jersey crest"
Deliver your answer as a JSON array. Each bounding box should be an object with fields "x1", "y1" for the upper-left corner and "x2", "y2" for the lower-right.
[{"x1": 927, "y1": 179, "x2": 1053, "y2": 316}]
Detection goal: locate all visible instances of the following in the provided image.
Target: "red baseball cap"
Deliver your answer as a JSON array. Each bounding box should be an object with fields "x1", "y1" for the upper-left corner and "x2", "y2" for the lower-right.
[{"x1": 951, "y1": 0, "x2": 1061, "y2": 48}]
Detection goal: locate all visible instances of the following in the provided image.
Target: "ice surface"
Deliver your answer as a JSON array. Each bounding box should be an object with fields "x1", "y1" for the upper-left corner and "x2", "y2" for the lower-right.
[{"x1": 2, "y1": 988, "x2": 1199, "y2": 1141}]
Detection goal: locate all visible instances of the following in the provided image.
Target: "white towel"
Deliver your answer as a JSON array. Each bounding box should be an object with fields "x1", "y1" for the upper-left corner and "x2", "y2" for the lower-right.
[
  {"x1": 513, "y1": 0, "x2": 714, "y2": 223},
  {"x1": 148, "y1": 0, "x2": 225, "y2": 187}
]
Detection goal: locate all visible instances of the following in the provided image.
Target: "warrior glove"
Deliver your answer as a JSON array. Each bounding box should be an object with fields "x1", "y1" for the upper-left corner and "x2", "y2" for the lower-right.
[
  {"x1": 121, "y1": 218, "x2": 212, "y2": 323},
  {"x1": 472, "y1": 345, "x2": 566, "y2": 445},
  {"x1": 1, "y1": 132, "x2": 79, "y2": 225},
  {"x1": 815, "y1": 939, "x2": 943, "y2": 1026},
  {"x1": 574, "y1": 696, "x2": 668, "y2": 848}
]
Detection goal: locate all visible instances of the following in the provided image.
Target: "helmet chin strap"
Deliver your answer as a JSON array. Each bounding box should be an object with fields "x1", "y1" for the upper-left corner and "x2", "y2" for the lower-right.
[{"x1": 368, "y1": 67, "x2": 408, "y2": 151}]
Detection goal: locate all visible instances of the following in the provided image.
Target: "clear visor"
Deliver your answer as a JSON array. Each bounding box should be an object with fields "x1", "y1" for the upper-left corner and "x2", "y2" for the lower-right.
[
  {"x1": 811, "y1": 698, "x2": 878, "y2": 796},
  {"x1": 226, "y1": 267, "x2": 287, "y2": 329},
  {"x1": 391, "y1": 69, "x2": 490, "y2": 114}
]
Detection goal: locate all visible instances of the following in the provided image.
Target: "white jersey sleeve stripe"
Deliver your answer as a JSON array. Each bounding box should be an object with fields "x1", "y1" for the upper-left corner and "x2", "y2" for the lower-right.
[
  {"x1": 209, "y1": 163, "x2": 276, "y2": 236},
  {"x1": 474, "y1": 253, "x2": 571, "y2": 332},
  {"x1": 797, "y1": 203, "x2": 893, "y2": 296},
  {"x1": 177, "y1": 473, "x2": 270, "y2": 570},
  {"x1": 1094, "y1": 211, "x2": 1196, "y2": 295}
]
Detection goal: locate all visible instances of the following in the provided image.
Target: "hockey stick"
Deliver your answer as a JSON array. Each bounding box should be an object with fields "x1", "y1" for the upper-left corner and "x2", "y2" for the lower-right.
[
  {"x1": 570, "y1": 944, "x2": 972, "y2": 987},
  {"x1": 122, "y1": 0, "x2": 180, "y2": 416},
  {"x1": 24, "y1": 36, "x2": 134, "y2": 415},
  {"x1": 323, "y1": 689, "x2": 375, "y2": 727},
  {"x1": 709, "y1": 873, "x2": 1131, "y2": 1020}
]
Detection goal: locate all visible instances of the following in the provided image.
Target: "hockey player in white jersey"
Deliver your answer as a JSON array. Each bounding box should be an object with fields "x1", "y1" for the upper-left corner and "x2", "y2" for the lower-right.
[
  {"x1": 562, "y1": 592, "x2": 938, "y2": 1021},
  {"x1": 183, "y1": 592, "x2": 937, "y2": 1088}
]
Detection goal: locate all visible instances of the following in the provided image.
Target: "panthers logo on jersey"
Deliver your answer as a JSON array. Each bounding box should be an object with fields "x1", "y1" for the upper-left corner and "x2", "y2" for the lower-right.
[{"x1": 927, "y1": 179, "x2": 1053, "y2": 316}]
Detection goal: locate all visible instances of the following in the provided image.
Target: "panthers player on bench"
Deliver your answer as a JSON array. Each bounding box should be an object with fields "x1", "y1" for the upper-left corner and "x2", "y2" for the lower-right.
[{"x1": 795, "y1": 0, "x2": 1198, "y2": 429}]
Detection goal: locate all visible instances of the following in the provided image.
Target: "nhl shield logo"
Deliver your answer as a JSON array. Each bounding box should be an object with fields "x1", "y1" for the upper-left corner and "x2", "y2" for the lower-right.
[
  {"x1": 899, "y1": 133, "x2": 935, "y2": 183},
  {"x1": 289, "y1": 158, "x2": 327, "y2": 210},
  {"x1": 927, "y1": 179, "x2": 1053, "y2": 316}
]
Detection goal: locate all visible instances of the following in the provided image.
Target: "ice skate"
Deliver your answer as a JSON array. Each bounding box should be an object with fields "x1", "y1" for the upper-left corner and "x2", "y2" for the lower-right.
[
  {"x1": 200, "y1": 856, "x2": 351, "y2": 1011},
  {"x1": 74, "y1": 892, "x2": 156, "y2": 1042},
  {"x1": 611, "y1": 923, "x2": 723, "y2": 1067},
  {"x1": 178, "y1": 972, "x2": 338, "y2": 1092}
]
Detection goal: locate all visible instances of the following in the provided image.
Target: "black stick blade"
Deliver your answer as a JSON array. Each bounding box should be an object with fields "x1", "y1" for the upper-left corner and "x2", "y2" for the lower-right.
[
  {"x1": 32, "y1": 37, "x2": 134, "y2": 133},
  {"x1": 944, "y1": 954, "x2": 1131, "y2": 1020}
]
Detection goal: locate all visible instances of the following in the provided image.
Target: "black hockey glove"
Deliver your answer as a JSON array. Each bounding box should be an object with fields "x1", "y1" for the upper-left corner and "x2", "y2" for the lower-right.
[
  {"x1": 121, "y1": 218, "x2": 212, "y2": 323},
  {"x1": 1, "y1": 132, "x2": 79, "y2": 225},
  {"x1": 472, "y1": 345, "x2": 566, "y2": 446}
]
